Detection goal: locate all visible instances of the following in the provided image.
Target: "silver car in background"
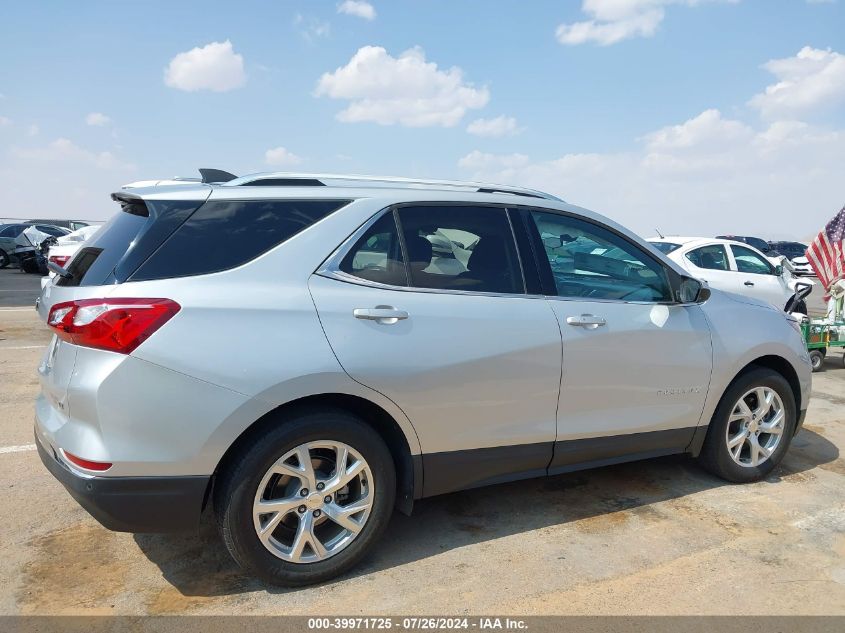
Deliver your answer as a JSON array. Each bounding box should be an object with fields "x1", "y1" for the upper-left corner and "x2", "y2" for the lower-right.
[{"x1": 34, "y1": 173, "x2": 811, "y2": 586}]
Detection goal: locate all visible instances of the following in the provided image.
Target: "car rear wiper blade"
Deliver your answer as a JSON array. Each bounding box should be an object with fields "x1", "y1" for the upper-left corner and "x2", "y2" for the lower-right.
[{"x1": 47, "y1": 260, "x2": 73, "y2": 280}]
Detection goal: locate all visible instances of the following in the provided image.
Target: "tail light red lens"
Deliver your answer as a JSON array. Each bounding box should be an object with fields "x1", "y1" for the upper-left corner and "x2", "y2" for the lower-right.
[
  {"x1": 49, "y1": 255, "x2": 71, "y2": 268},
  {"x1": 62, "y1": 450, "x2": 113, "y2": 472},
  {"x1": 47, "y1": 298, "x2": 180, "y2": 354}
]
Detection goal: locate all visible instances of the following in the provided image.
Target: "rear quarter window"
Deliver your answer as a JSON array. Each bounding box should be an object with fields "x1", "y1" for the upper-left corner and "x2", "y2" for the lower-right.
[{"x1": 130, "y1": 199, "x2": 349, "y2": 281}]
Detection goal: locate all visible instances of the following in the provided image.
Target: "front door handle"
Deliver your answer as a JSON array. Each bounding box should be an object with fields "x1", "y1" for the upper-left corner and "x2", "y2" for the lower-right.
[
  {"x1": 353, "y1": 307, "x2": 409, "y2": 324},
  {"x1": 566, "y1": 314, "x2": 606, "y2": 329},
  {"x1": 744, "y1": 281, "x2": 755, "y2": 287}
]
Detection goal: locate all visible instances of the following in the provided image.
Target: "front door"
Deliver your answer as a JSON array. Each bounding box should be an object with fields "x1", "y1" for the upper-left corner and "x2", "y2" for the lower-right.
[
  {"x1": 524, "y1": 209, "x2": 713, "y2": 474},
  {"x1": 309, "y1": 205, "x2": 563, "y2": 496}
]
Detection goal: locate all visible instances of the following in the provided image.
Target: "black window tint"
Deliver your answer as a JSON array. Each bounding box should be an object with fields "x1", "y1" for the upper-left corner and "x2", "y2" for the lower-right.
[
  {"x1": 132, "y1": 199, "x2": 348, "y2": 281},
  {"x1": 339, "y1": 212, "x2": 407, "y2": 286},
  {"x1": 529, "y1": 210, "x2": 672, "y2": 302},
  {"x1": 0, "y1": 225, "x2": 20, "y2": 237},
  {"x1": 396, "y1": 206, "x2": 523, "y2": 294},
  {"x1": 58, "y1": 211, "x2": 147, "y2": 287},
  {"x1": 686, "y1": 245, "x2": 729, "y2": 271}
]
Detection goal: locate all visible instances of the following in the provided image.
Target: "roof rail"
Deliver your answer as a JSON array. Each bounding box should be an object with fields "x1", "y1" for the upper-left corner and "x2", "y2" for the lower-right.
[{"x1": 225, "y1": 172, "x2": 560, "y2": 201}]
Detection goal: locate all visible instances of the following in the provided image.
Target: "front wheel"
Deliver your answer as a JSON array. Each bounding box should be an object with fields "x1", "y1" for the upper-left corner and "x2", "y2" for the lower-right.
[
  {"x1": 214, "y1": 407, "x2": 396, "y2": 586},
  {"x1": 698, "y1": 367, "x2": 796, "y2": 483}
]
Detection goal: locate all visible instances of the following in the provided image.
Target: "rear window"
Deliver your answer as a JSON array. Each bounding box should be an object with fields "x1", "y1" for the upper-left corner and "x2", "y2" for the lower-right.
[
  {"x1": 130, "y1": 199, "x2": 349, "y2": 281},
  {"x1": 58, "y1": 199, "x2": 200, "y2": 287},
  {"x1": 648, "y1": 241, "x2": 681, "y2": 254}
]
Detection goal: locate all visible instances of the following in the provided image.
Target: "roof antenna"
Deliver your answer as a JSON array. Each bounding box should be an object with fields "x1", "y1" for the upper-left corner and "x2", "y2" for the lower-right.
[
  {"x1": 199, "y1": 168, "x2": 238, "y2": 183},
  {"x1": 655, "y1": 227, "x2": 665, "y2": 239}
]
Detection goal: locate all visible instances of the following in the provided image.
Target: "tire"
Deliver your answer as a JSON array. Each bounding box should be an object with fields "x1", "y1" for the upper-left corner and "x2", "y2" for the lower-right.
[
  {"x1": 809, "y1": 349, "x2": 825, "y2": 372},
  {"x1": 214, "y1": 407, "x2": 396, "y2": 586},
  {"x1": 0, "y1": 249, "x2": 8, "y2": 269},
  {"x1": 698, "y1": 367, "x2": 796, "y2": 483}
]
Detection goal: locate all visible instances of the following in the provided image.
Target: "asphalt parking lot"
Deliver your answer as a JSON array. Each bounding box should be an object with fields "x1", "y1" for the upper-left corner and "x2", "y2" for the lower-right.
[{"x1": 1, "y1": 287, "x2": 844, "y2": 615}]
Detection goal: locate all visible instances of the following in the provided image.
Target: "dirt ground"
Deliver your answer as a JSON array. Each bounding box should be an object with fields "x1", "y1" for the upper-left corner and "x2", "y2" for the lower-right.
[{"x1": 1, "y1": 307, "x2": 844, "y2": 616}]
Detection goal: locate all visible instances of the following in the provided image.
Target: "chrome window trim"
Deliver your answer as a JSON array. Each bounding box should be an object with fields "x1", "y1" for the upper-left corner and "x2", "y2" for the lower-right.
[
  {"x1": 315, "y1": 202, "x2": 689, "y2": 306},
  {"x1": 317, "y1": 203, "x2": 533, "y2": 299}
]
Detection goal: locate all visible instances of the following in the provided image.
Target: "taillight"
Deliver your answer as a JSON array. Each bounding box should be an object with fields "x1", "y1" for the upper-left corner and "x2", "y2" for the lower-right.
[
  {"x1": 49, "y1": 255, "x2": 71, "y2": 268},
  {"x1": 47, "y1": 298, "x2": 180, "y2": 354}
]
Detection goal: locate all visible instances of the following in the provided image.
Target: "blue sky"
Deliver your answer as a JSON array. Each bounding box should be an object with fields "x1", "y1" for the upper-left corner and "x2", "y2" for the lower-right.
[{"x1": 1, "y1": 0, "x2": 843, "y2": 238}]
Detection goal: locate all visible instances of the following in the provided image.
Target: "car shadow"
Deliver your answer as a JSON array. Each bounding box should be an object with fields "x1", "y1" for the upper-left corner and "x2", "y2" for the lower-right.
[{"x1": 133, "y1": 428, "x2": 838, "y2": 599}]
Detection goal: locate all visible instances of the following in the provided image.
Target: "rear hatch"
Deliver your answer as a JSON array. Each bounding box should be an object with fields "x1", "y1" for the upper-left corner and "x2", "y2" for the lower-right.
[
  {"x1": 36, "y1": 187, "x2": 211, "y2": 403},
  {"x1": 37, "y1": 188, "x2": 211, "y2": 320}
]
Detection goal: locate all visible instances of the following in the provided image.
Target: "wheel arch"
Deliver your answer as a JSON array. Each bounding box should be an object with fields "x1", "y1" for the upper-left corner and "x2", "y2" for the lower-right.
[
  {"x1": 688, "y1": 354, "x2": 803, "y2": 456},
  {"x1": 210, "y1": 393, "x2": 420, "y2": 516}
]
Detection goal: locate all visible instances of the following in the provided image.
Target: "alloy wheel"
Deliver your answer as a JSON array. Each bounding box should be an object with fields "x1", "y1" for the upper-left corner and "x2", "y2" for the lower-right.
[
  {"x1": 252, "y1": 440, "x2": 374, "y2": 563},
  {"x1": 725, "y1": 387, "x2": 785, "y2": 468}
]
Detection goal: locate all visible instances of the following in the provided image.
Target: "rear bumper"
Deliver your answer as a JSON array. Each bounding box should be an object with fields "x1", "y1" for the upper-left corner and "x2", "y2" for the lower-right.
[{"x1": 36, "y1": 432, "x2": 209, "y2": 533}]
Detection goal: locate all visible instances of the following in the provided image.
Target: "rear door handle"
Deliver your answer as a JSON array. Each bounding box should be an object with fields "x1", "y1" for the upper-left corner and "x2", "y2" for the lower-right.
[
  {"x1": 353, "y1": 307, "x2": 409, "y2": 324},
  {"x1": 566, "y1": 314, "x2": 606, "y2": 329},
  {"x1": 744, "y1": 281, "x2": 755, "y2": 287}
]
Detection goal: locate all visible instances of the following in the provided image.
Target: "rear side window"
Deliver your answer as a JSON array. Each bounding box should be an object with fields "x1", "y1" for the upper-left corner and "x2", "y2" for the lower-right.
[
  {"x1": 131, "y1": 199, "x2": 349, "y2": 281},
  {"x1": 339, "y1": 212, "x2": 407, "y2": 287},
  {"x1": 649, "y1": 241, "x2": 681, "y2": 255},
  {"x1": 685, "y1": 245, "x2": 729, "y2": 271},
  {"x1": 396, "y1": 206, "x2": 523, "y2": 294}
]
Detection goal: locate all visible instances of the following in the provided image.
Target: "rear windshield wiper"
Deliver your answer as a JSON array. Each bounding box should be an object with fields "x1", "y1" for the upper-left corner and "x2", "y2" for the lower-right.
[{"x1": 47, "y1": 260, "x2": 73, "y2": 280}]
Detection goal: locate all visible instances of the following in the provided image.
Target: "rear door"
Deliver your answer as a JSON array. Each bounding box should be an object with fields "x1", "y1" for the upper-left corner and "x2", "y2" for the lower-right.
[
  {"x1": 522, "y1": 209, "x2": 712, "y2": 473},
  {"x1": 310, "y1": 205, "x2": 563, "y2": 497}
]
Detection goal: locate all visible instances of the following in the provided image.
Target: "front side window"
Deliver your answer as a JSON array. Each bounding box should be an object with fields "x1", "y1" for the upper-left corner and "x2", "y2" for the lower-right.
[
  {"x1": 396, "y1": 206, "x2": 523, "y2": 294},
  {"x1": 731, "y1": 245, "x2": 773, "y2": 275},
  {"x1": 339, "y1": 212, "x2": 407, "y2": 287},
  {"x1": 530, "y1": 210, "x2": 672, "y2": 302},
  {"x1": 686, "y1": 245, "x2": 729, "y2": 271}
]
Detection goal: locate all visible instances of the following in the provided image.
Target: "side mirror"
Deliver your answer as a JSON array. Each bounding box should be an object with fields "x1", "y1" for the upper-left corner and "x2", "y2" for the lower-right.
[
  {"x1": 678, "y1": 276, "x2": 711, "y2": 304},
  {"x1": 774, "y1": 264, "x2": 784, "y2": 277}
]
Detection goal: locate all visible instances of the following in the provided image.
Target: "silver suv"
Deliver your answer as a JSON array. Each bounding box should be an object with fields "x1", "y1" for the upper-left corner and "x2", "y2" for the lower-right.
[{"x1": 35, "y1": 173, "x2": 811, "y2": 586}]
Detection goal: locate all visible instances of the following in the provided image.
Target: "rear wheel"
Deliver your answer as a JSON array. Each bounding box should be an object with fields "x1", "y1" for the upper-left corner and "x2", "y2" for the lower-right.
[
  {"x1": 809, "y1": 349, "x2": 825, "y2": 372},
  {"x1": 699, "y1": 367, "x2": 796, "y2": 483},
  {"x1": 0, "y1": 249, "x2": 8, "y2": 269},
  {"x1": 214, "y1": 407, "x2": 396, "y2": 586}
]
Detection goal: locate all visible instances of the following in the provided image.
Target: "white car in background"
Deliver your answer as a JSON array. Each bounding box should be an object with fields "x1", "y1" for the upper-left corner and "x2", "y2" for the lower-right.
[{"x1": 649, "y1": 237, "x2": 813, "y2": 314}]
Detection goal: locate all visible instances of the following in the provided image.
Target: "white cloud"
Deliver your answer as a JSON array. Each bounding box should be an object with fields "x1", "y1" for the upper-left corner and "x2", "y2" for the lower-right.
[
  {"x1": 315, "y1": 46, "x2": 489, "y2": 127},
  {"x1": 466, "y1": 115, "x2": 522, "y2": 137},
  {"x1": 458, "y1": 110, "x2": 845, "y2": 239},
  {"x1": 85, "y1": 112, "x2": 112, "y2": 126},
  {"x1": 1, "y1": 139, "x2": 136, "y2": 222},
  {"x1": 13, "y1": 138, "x2": 134, "y2": 170},
  {"x1": 264, "y1": 146, "x2": 303, "y2": 166},
  {"x1": 0, "y1": 115, "x2": 10, "y2": 127},
  {"x1": 556, "y1": 1, "x2": 735, "y2": 46},
  {"x1": 164, "y1": 40, "x2": 246, "y2": 92},
  {"x1": 749, "y1": 46, "x2": 845, "y2": 119},
  {"x1": 338, "y1": 1, "x2": 376, "y2": 20}
]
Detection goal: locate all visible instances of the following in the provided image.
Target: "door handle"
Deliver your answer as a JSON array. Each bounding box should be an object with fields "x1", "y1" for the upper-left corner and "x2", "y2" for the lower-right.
[
  {"x1": 744, "y1": 281, "x2": 755, "y2": 287},
  {"x1": 566, "y1": 314, "x2": 606, "y2": 329},
  {"x1": 353, "y1": 307, "x2": 409, "y2": 324}
]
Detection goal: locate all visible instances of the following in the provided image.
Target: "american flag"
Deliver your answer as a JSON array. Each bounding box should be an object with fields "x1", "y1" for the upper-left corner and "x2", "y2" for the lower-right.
[{"x1": 806, "y1": 205, "x2": 845, "y2": 295}]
